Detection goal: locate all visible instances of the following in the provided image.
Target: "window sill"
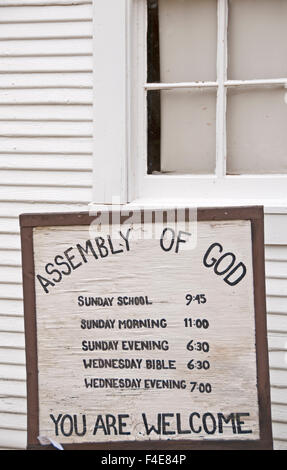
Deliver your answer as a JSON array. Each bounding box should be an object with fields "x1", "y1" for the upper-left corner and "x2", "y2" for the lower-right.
[{"x1": 127, "y1": 197, "x2": 287, "y2": 215}]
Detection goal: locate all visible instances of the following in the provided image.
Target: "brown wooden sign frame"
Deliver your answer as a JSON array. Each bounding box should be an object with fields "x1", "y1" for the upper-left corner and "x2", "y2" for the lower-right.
[{"x1": 20, "y1": 206, "x2": 273, "y2": 450}]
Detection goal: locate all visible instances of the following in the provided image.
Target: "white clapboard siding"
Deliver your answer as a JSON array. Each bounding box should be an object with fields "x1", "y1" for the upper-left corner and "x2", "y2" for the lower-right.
[
  {"x1": 0, "y1": 73, "x2": 92, "y2": 88},
  {"x1": 0, "y1": 429, "x2": 27, "y2": 450},
  {"x1": 0, "y1": 201, "x2": 91, "y2": 217},
  {"x1": 268, "y1": 314, "x2": 287, "y2": 333},
  {"x1": 0, "y1": 365, "x2": 26, "y2": 382},
  {"x1": 0, "y1": 332, "x2": 25, "y2": 350},
  {"x1": 0, "y1": 89, "x2": 92, "y2": 104},
  {"x1": 0, "y1": 235, "x2": 21, "y2": 251},
  {"x1": 0, "y1": 137, "x2": 92, "y2": 154},
  {"x1": 0, "y1": 379, "x2": 26, "y2": 398},
  {"x1": 0, "y1": 219, "x2": 20, "y2": 235},
  {"x1": 0, "y1": 413, "x2": 26, "y2": 431},
  {"x1": 0, "y1": 170, "x2": 92, "y2": 186},
  {"x1": 0, "y1": 0, "x2": 91, "y2": 5},
  {"x1": 0, "y1": 4, "x2": 92, "y2": 21},
  {"x1": 0, "y1": 105, "x2": 93, "y2": 120},
  {"x1": 0, "y1": 0, "x2": 93, "y2": 450},
  {"x1": 0, "y1": 21, "x2": 92, "y2": 40},
  {"x1": 0, "y1": 186, "x2": 92, "y2": 203},
  {"x1": 0, "y1": 299, "x2": 23, "y2": 316},
  {"x1": 0, "y1": 316, "x2": 24, "y2": 332},
  {"x1": 267, "y1": 279, "x2": 287, "y2": 297},
  {"x1": 266, "y1": 245, "x2": 287, "y2": 262},
  {"x1": 0, "y1": 348, "x2": 25, "y2": 365},
  {"x1": 0, "y1": 56, "x2": 92, "y2": 73},
  {"x1": 0, "y1": 38, "x2": 92, "y2": 56},
  {"x1": 0, "y1": 154, "x2": 93, "y2": 171},
  {"x1": 265, "y1": 211, "x2": 287, "y2": 449},
  {"x1": 0, "y1": 250, "x2": 22, "y2": 267},
  {"x1": 0, "y1": 397, "x2": 26, "y2": 415}
]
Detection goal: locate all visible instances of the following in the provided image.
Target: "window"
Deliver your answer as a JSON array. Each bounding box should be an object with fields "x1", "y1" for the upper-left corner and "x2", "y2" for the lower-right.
[
  {"x1": 147, "y1": 0, "x2": 287, "y2": 177},
  {"x1": 93, "y1": 0, "x2": 287, "y2": 204}
]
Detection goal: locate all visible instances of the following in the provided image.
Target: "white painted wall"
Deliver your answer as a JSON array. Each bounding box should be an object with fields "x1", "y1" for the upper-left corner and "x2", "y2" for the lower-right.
[
  {"x1": 264, "y1": 211, "x2": 287, "y2": 449},
  {"x1": 0, "y1": 0, "x2": 93, "y2": 449}
]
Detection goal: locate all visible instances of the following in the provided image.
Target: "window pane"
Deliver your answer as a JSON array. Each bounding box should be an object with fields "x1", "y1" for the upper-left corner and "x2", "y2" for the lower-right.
[
  {"x1": 227, "y1": 87, "x2": 287, "y2": 174},
  {"x1": 228, "y1": 0, "x2": 287, "y2": 80},
  {"x1": 156, "y1": 0, "x2": 217, "y2": 82},
  {"x1": 149, "y1": 89, "x2": 216, "y2": 174}
]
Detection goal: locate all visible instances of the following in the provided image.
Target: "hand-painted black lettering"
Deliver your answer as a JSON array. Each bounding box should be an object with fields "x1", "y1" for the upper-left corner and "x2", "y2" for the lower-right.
[
  {"x1": 45, "y1": 262, "x2": 62, "y2": 284},
  {"x1": 203, "y1": 243, "x2": 246, "y2": 286},
  {"x1": 36, "y1": 274, "x2": 55, "y2": 294},
  {"x1": 54, "y1": 255, "x2": 72, "y2": 276},
  {"x1": 214, "y1": 252, "x2": 236, "y2": 275},
  {"x1": 50, "y1": 413, "x2": 62, "y2": 436},
  {"x1": 76, "y1": 240, "x2": 98, "y2": 263},
  {"x1": 236, "y1": 413, "x2": 252, "y2": 434},
  {"x1": 224, "y1": 262, "x2": 247, "y2": 286},
  {"x1": 203, "y1": 243, "x2": 223, "y2": 267},
  {"x1": 175, "y1": 231, "x2": 191, "y2": 253},
  {"x1": 160, "y1": 228, "x2": 175, "y2": 252},
  {"x1": 119, "y1": 228, "x2": 132, "y2": 251}
]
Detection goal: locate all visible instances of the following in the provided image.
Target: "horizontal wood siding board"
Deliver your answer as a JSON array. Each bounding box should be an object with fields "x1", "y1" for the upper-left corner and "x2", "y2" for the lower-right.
[
  {"x1": 0, "y1": 56, "x2": 92, "y2": 72},
  {"x1": 0, "y1": 4, "x2": 92, "y2": 22},
  {"x1": 0, "y1": 73, "x2": 92, "y2": 88},
  {"x1": 0, "y1": 89, "x2": 92, "y2": 104},
  {"x1": 272, "y1": 422, "x2": 287, "y2": 441},
  {"x1": 0, "y1": 364, "x2": 26, "y2": 381},
  {"x1": 0, "y1": 187, "x2": 91, "y2": 204},
  {"x1": 0, "y1": 331, "x2": 25, "y2": 349},
  {"x1": 0, "y1": 38, "x2": 92, "y2": 55},
  {"x1": 265, "y1": 214, "x2": 287, "y2": 245},
  {"x1": 270, "y1": 369, "x2": 287, "y2": 388},
  {"x1": 0, "y1": 137, "x2": 92, "y2": 153},
  {"x1": 267, "y1": 296, "x2": 287, "y2": 315},
  {"x1": 0, "y1": 299, "x2": 24, "y2": 316},
  {"x1": 0, "y1": 21, "x2": 93, "y2": 39},
  {"x1": 0, "y1": 315, "x2": 24, "y2": 332},
  {"x1": 0, "y1": 412, "x2": 26, "y2": 431},
  {"x1": 0, "y1": 1, "x2": 92, "y2": 5},
  {"x1": 266, "y1": 260, "x2": 287, "y2": 279},
  {"x1": 266, "y1": 278, "x2": 287, "y2": 297},
  {"x1": 0, "y1": 105, "x2": 92, "y2": 120},
  {"x1": 0, "y1": 218, "x2": 20, "y2": 235},
  {"x1": 0, "y1": 169, "x2": 93, "y2": 186},
  {"x1": 268, "y1": 315, "x2": 287, "y2": 333},
  {"x1": 271, "y1": 386, "x2": 287, "y2": 405},
  {"x1": 0, "y1": 348, "x2": 26, "y2": 365},
  {"x1": 0, "y1": 396, "x2": 26, "y2": 415},
  {"x1": 268, "y1": 332, "x2": 287, "y2": 351},
  {"x1": 265, "y1": 245, "x2": 287, "y2": 262},
  {"x1": 0, "y1": 154, "x2": 93, "y2": 171},
  {"x1": 0, "y1": 379, "x2": 26, "y2": 397},
  {"x1": 274, "y1": 440, "x2": 287, "y2": 450},
  {"x1": 0, "y1": 428, "x2": 26, "y2": 449}
]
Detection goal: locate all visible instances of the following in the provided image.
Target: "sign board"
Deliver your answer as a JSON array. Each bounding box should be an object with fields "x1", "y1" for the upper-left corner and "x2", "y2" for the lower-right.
[{"x1": 20, "y1": 206, "x2": 273, "y2": 450}]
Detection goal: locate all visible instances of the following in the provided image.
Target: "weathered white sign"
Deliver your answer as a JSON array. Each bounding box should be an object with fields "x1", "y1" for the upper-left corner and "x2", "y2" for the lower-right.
[{"x1": 20, "y1": 208, "x2": 273, "y2": 450}]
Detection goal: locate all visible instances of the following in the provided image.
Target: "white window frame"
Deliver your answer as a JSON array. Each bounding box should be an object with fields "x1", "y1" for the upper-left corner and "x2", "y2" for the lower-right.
[{"x1": 93, "y1": 0, "x2": 287, "y2": 207}]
